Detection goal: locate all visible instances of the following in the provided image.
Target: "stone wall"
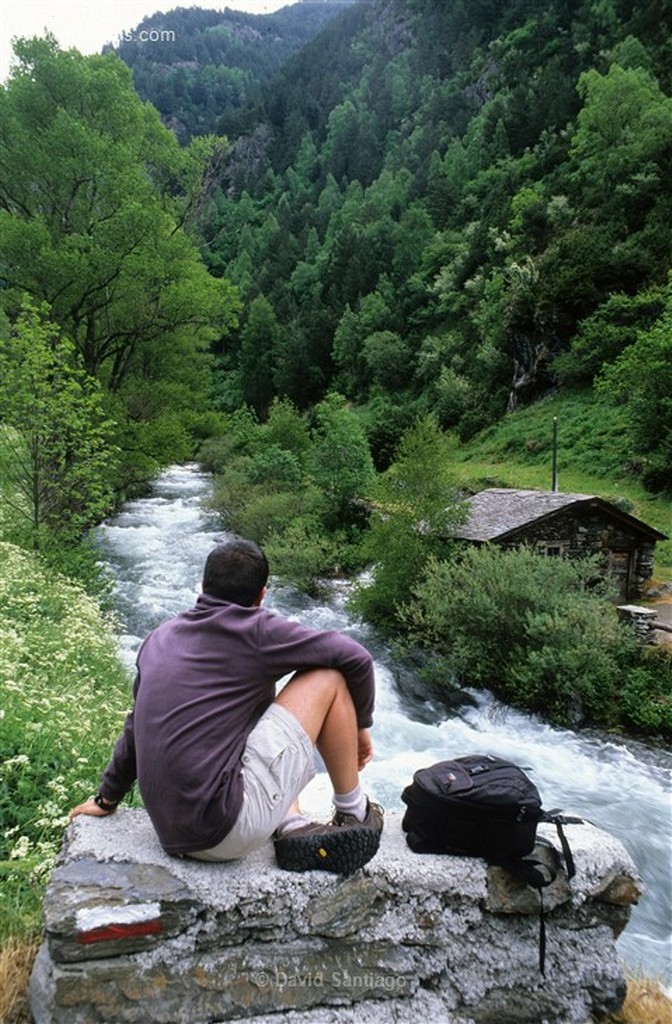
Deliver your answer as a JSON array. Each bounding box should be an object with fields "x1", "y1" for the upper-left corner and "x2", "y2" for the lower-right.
[
  {"x1": 617, "y1": 604, "x2": 659, "y2": 643},
  {"x1": 30, "y1": 809, "x2": 641, "y2": 1024},
  {"x1": 499, "y1": 507, "x2": 656, "y2": 598}
]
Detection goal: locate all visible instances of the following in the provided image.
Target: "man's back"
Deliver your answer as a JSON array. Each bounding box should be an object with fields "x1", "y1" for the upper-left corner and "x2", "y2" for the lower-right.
[
  {"x1": 129, "y1": 593, "x2": 375, "y2": 854},
  {"x1": 72, "y1": 537, "x2": 381, "y2": 876}
]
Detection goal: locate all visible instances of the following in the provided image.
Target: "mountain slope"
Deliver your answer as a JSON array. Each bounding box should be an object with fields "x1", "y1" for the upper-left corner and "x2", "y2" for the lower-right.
[
  {"x1": 196, "y1": 0, "x2": 671, "y2": 490},
  {"x1": 107, "y1": 2, "x2": 358, "y2": 140}
]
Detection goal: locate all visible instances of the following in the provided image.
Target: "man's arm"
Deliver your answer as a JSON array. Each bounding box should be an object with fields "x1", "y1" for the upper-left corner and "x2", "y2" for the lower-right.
[
  {"x1": 259, "y1": 614, "x2": 376, "y2": 728},
  {"x1": 70, "y1": 705, "x2": 138, "y2": 820},
  {"x1": 358, "y1": 728, "x2": 373, "y2": 770}
]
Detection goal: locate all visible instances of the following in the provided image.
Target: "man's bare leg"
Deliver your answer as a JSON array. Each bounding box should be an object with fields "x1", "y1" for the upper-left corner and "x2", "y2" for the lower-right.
[
  {"x1": 273, "y1": 669, "x2": 382, "y2": 872},
  {"x1": 275, "y1": 668, "x2": 360, "y2": 795}
]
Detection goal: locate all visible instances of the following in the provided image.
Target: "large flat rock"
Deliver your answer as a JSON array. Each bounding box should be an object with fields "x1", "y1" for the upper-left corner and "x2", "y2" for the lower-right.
[{"x1": 30, "y1": 808, "x2": 641, "y2": 1024}]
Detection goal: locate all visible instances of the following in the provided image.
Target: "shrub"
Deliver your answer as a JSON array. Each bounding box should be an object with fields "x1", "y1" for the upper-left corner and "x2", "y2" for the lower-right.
[
  {"x1": 618, "y1": 648, "x2": 672, "y2": 735},
  {"x1": 247, "y1": 446, "x2": 303, "y2": 488},
  {"x1": 264, "y1": 519, "x2": 343, "y2": 597},
  {"x1": 197, "y1": 435, "x2": 235, "y2": 475},
  {"x1": 509, "y1": 600, "x2": 640, "y2": 727},
  {"x1": 197, "y1": 407, "x2": 260, "y2": 474},
  {"x1": 205, "y1": 395, "x2": 375, "y2": 586},
  {"x1": 397, "y1": 544, "x2": 670, "y2": 734},
  {"x1": 224, "y1": 488, "x2": 311, "y2": 544},
  {"x1": 261, "y1": 398, "x2": 311, "y2": 462}
]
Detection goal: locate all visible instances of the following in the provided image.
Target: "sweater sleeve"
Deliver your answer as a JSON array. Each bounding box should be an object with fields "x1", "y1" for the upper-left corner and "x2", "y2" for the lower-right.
[
  {"x1": 98, "y1": 676, "x2": 140, "y2": 803},
  {"x1": 257, "y1": 613, "x2": 376, "y2": 729}
]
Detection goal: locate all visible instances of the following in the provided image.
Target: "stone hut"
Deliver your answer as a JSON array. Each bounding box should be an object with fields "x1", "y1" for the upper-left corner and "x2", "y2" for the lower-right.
[{"x1": 454, "y1": 488, "x2": 667, "y2": 599}]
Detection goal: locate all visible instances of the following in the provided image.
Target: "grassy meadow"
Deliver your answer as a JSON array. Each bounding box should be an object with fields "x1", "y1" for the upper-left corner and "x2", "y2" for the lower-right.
[{"x1": 453, "y1": 389, "x2": 672, "y2": 577}]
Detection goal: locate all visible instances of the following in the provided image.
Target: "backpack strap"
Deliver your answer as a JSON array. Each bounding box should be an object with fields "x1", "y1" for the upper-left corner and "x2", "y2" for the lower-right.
[
  {"x1": 539, "y1": 888, "x2": 547, "y2": 977},
  {"x1": 489, "y1": 846, "x2": 560, "y2": 976},
  {"x1": 512, "y1": 811, "x2": 585, "y2": 972},
  {"x1": 541, "y1": 809, "x2": 585, "y2": 881}
]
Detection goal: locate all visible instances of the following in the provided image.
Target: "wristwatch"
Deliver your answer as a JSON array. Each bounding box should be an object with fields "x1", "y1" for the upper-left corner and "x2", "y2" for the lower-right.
[{"x1": 94, "y1": 793, "x2": 119, "y2": 812}]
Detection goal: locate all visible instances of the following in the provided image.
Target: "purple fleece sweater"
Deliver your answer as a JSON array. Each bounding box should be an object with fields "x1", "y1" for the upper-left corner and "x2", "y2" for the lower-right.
[{"x1": 99, "y1": 593, "x2": 375, "y2": 855}]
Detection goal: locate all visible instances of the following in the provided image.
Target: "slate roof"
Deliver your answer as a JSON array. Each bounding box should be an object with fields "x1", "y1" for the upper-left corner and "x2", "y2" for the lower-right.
[{"x1": 455, "y1": 488, "x2": 667, "y2": 543}]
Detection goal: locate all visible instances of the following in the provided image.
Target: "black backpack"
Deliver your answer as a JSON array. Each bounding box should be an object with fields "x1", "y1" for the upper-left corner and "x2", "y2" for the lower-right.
[{"x1": 401, "y1": 754, "x2": 583, "y2": 974}]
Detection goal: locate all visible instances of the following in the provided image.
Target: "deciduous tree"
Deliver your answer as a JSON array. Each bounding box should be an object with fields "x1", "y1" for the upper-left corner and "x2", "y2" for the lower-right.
[
  {"x1": 309, "y1": 392, "x2": 374, "y2": 529},
  {"x1": 0, "y1": 300, "x2": 115, "y2": 548},
  {"x1": 0, "y1": 37, "x2": 238, "y2": 395},
  {"x1": 239, "y1": 296, "x2": 281, "y2": 417},
  {"x1": 598, "y1": 278, "x2": 672, "y2": 489},
  {"x1": 353, "y1": 414, "x2": 465, "y2": 628}
]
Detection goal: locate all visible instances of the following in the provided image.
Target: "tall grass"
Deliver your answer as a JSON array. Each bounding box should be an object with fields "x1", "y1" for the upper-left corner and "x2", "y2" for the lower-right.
[
  {"x1": 0, "y1": 540, "x2": 135, "y2": 942},
  {"x1": 0, "y1": 937, "x2": 39, "y2": 1024},
  {"x1": 606, "y1": 977, "x2": 672, "y2": 1024}
]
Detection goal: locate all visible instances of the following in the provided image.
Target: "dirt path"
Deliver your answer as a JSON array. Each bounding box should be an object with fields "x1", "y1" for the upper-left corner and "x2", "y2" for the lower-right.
[{"x1": 646, "y1": 598, "x2": 672, "y2": 644}]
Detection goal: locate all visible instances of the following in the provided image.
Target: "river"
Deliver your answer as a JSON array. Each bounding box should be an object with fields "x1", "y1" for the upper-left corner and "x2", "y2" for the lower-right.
[{"x1": 95, "y1": 464, "x2": 671, "y2": 991}]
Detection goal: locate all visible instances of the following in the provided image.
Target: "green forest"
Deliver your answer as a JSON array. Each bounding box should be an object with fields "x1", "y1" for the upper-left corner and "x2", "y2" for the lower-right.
[
  {"x1": 1, "y1": 0, "x2": 671, "y2": 717},
  {"x1": 108, "y1": 0, "x2": 672, "y2": 488},
  {"x1": 1, "y1": 2, "x2": 672, "y2": 1010},
  {"x1": 106, "y1": 1, "x2": 359, "y2": 141}
]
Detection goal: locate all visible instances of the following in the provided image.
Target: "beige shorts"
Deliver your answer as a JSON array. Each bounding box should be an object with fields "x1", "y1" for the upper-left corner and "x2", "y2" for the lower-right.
[{"x1": 189, "y1": 703, "x2": 315, "y2": 862}]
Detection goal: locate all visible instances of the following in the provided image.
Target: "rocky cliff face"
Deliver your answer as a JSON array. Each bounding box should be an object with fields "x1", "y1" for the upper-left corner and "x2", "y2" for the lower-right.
[{"x1": 30, "y1": 809, "x2": 640, "y2": 1024}]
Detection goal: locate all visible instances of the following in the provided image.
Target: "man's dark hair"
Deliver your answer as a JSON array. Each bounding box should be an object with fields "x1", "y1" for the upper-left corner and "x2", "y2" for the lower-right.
[{"x1": 202, "y1": 538, "x2": 269, "y2": 606}]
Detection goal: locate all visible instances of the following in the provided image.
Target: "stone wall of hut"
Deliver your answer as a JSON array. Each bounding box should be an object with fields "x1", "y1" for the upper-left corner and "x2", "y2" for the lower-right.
[{"x1": 496, "y1": 508, "x2": 655, "y2": 599}]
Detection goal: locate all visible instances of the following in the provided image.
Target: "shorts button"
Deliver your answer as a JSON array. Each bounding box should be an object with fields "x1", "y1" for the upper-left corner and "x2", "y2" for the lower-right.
[{"x1": 272, "y1": 793, "x2": 279, "y2": 802}]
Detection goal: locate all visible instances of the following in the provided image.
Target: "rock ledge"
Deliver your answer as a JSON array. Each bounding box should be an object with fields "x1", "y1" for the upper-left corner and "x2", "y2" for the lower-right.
[{"x1": 29, "y1": 809, "x2": 641, "y2": 1024}]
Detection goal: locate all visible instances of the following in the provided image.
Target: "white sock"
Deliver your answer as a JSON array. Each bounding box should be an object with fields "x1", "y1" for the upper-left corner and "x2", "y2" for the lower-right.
[
  {"x1": 333, "y1": 784, "x2": 368, "y2": 822},
  {"x1": 276, "y1": 813, "x2": 309, "y2": 836}
]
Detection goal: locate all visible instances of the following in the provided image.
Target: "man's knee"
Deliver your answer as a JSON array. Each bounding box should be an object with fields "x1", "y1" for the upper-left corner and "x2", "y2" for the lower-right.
[
  {"x1": 307, "y1": 668, "x2": 347, "y2": 691},
  {"x1": 276, "y1": 668, "x2": 348, "y2": 715},
  {"x1": 275, "y1": 668, "x2": 351, "y2": 742}
]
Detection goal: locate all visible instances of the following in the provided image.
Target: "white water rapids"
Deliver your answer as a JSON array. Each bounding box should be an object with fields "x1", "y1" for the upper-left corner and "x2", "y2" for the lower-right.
[{"x1": 95, "y1": 464, "x2": 671, "y2": 990}]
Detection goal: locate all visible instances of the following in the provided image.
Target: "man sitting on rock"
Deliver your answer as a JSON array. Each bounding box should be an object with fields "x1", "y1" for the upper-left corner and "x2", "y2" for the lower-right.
[{"x1": 70, "y1": 537, "x2": 383, "y2": 874}]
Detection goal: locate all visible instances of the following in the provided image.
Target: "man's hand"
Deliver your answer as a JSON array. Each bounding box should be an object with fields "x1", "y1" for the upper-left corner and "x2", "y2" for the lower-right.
[
  {"x1": 69, "y1": 798, "x2": 112, "y2": 821},
  {"x1": 357, "y1": 728, "x2": 373, "y2": 770}
]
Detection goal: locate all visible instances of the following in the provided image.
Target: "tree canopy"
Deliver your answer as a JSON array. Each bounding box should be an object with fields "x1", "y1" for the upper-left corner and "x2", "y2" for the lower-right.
[
  {"x1": 189, "y1": 0, "x2": 671, "y2": 486},
  {"x1": 0, "y1": 36, "x2": 241, "y2": 512},
  {"x1": 0, "y1": 37, "x2": 239, "y2": 394}
]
